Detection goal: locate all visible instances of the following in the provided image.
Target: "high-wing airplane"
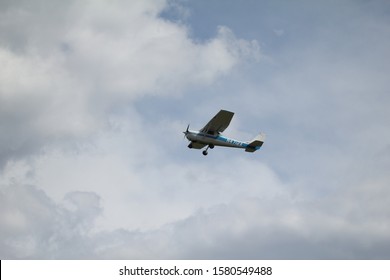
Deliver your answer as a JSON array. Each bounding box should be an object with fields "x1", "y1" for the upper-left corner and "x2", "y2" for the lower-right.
[{"x1": 183, "y1": 109, "x2": 265, "y2": 155}]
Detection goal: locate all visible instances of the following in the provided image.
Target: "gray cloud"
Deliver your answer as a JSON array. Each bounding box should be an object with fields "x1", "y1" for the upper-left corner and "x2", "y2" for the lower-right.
[
  {"x1": 2, "y1": 183, "x2": 389, "y2": 259},
  {"x1": 0, "y1": 184, "x2": 101, "y2": 259}
]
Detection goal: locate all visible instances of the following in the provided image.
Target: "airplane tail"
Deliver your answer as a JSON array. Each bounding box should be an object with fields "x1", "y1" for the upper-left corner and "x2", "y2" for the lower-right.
[{"x1": 245, "y1": 133, "x2": 265, "y2": 152}]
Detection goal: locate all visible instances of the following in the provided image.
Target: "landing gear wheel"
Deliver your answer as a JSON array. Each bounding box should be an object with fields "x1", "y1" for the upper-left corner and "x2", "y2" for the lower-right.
[
  {"x1": 202, "y1": 150, "x2": 208, "y2": 156},
  {"x1": 209, "y1": 144, "x2": 214, "y2": 149}
]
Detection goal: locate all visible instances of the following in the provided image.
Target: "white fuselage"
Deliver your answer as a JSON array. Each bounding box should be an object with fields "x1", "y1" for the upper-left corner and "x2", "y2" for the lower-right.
[{"x1": 186, "y1": 130, "x2": 248, "y2": 149}]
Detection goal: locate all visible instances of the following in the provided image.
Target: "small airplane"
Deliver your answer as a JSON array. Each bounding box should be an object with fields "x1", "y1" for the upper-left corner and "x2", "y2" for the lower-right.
[{"x1": 183, "y1": 109, "x2": 265, "y2": 155}]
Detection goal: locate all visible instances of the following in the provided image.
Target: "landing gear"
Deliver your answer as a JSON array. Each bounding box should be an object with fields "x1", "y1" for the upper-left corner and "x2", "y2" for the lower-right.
[
  {"x1": 202, "y1": 145, "x2": 213, "y2": 156},
  {"x1": 188, "y1": 143, "x2": 193, "y2": 149}
]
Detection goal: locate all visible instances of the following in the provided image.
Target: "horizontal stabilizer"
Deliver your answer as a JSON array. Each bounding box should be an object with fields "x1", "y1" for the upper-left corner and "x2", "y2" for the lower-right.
[{"x1": 245, "y1": 133, "x2": 265, "y2": 152}]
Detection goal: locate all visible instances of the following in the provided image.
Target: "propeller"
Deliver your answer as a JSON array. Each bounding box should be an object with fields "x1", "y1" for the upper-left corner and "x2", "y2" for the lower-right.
[{"x1": 183, "y1": 124, "x2": 190, "y2": 139}]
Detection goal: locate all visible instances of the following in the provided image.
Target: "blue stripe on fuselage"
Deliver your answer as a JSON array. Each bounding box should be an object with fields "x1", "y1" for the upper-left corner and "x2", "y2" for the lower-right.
[{"x1": 216, "y1": 135, "x2": 247, "y2": 148}]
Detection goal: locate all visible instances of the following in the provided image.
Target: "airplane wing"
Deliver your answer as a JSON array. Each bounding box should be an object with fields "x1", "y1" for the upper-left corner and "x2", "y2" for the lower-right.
[{"x1": 200, "y1": 109, "x2": 234, "y2": 135}]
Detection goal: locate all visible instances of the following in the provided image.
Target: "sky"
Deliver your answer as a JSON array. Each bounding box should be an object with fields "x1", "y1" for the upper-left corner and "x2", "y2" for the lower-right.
[{"x1": 1, "y1": 0, "x2": 390, "y2": 259}]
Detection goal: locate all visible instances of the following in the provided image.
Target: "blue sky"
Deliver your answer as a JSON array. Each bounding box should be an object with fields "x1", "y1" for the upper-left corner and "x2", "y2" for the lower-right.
[{"x1": 1, "y1": 0, "x2": 390, "y2": 259}]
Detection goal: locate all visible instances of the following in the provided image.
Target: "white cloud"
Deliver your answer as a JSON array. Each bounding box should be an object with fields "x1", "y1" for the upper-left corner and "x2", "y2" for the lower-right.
[
  {"x1": 3, "y1": 178, "x2": 390, "y2": 259},
  {"x1": 0, "y1": 0, "x2": 264, "y2": 259},
  {"x1": 0, "y1": 0, "x2": 260, "y2": 168},
  {"x1": 2, "y1": 0, "x2": 390, "y2": 260},
  {"x1": 28, "y1": 133, "x2": 283, "y2": 232}
]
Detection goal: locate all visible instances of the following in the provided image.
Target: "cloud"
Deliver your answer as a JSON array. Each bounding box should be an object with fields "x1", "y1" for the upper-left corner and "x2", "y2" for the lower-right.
[
  {"x1": 0, "y1": 0, "x2": 260, "y2": 169},
  {"x1": 1, "y1": 0, "x2": 390, "y2": 260},
  {"x1": 0, "y1": 184, "x2": 101, "y2": 259},
  {"x1": 3, "y1": 178, "x2": 390, "y2": 259},
  {"x1": 0, "y1": 0, "x2": 264, "y2": 259}
]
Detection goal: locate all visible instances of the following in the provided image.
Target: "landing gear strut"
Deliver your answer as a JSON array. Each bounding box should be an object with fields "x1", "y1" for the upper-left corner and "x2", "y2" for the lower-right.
[{"x1": 202, "y1": 144, "x2": 213, "y2": 156}]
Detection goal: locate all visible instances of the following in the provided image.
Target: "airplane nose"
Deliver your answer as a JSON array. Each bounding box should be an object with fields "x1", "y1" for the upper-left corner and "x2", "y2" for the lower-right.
[{"x1": 183, "y1": 124, "x2": 190, "y2": 138}]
